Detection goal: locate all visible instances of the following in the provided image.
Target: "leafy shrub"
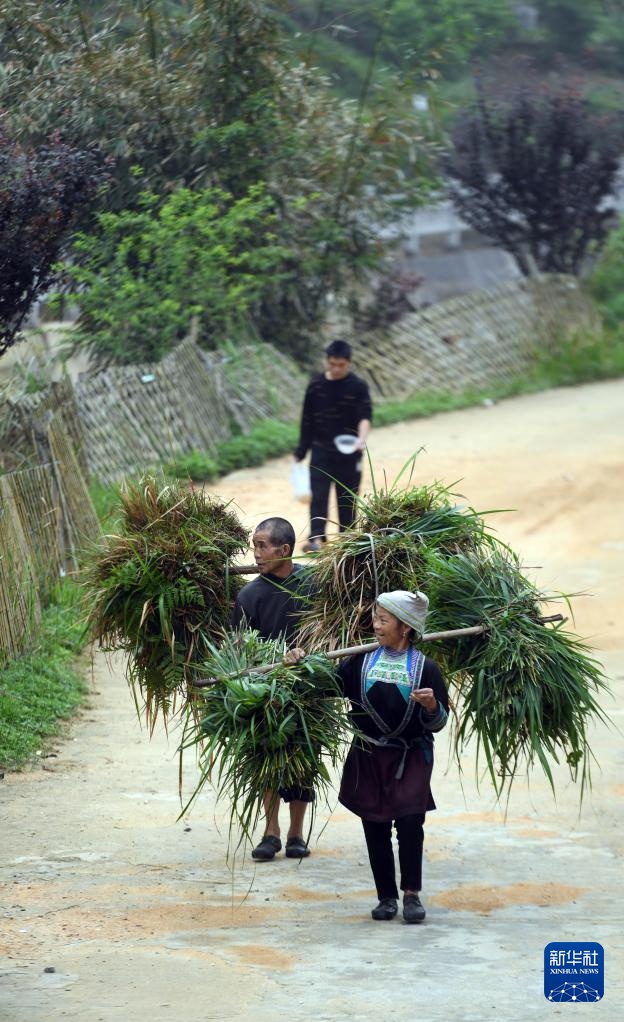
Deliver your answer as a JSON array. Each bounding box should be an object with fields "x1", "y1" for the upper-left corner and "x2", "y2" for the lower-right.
[
  {"x1": 65, "y1": 185, "x2": 289, "y2": 366},
  {"x1": 531, "y1": 327, "x2": 624, "y2": 386},
  {"x1": 216, "y1": 435, "x2": 269, "y2": 473},
  {"x1": 0, "y1": 129, "x2": 107, "y2": 357},
  {"x1": 214, "y1": 420, "x2": 297, "y2": 475},
  {"x1": 241, "y1": 420, "x2": 298, "y2": 455}
]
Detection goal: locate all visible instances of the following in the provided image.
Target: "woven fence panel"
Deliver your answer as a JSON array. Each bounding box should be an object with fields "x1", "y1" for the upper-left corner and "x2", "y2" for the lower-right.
[
  {"x1": 0, "y1": 476, "x2": 40, "y2": 663},
  {"x1": 75, "y1": 363, "x2": 188, "y2": 484},
  {"x1": 355, "y1": 275, "x2": 599, "y2": 399},
  {"x1": 74, "y1": 338, "x2": 235, "y2": 484},
  {"x1": 203, "y1": 345, "x2": 308, "y2": 431},
  {"x1": 0, "y1": 398, "x2": 36, "y2": 473},
  {"x1": 168, "y1": 339, "x2": 233, "y2": 449},
  {"x1": 1, "y1": 377, "x2": 89, "y2": 476},
  {"x1": 6, "y1": 464, "x2": 62, "y2": 603},
  {"x1": 0, "y1": 418, "x2": 99, "y2": 660},
  {"x1": 0, "y1": 275, "x2": 600, "y2": 487},
  {"x1": 73, "y1": 339, "x2": 307, "y2": 484}
]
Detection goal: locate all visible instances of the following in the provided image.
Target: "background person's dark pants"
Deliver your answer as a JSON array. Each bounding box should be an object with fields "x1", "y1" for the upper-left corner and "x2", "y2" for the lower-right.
[
  {"x1": 361, "y1": 814, "x2": 426, "y2": 899},
  {"x1": 309, "y1": 445, "x2": 361, "y2": 540}
]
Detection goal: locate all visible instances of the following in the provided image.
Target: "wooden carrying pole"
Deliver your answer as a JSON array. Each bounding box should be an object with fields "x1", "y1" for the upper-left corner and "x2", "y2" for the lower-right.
[
  {"x1": 189, "y1": 624, "x2": 485, "y2": 689},
  {"x1": 188, "y1": 614, "x2": 564, "y2": 689}
]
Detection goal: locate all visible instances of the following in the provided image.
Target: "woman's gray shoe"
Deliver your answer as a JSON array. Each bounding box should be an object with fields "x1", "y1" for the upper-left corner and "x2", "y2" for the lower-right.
[
  {"x1": 371, "y1": 898, "x2": 398, "y2": 920},
  {"x1": 403, "y1": 894, "x2": 426, "y2": 923}
]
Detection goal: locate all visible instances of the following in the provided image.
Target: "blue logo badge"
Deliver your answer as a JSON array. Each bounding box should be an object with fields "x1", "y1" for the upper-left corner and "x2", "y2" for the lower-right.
[{"x1": 544, "y1": 942, "x2": 604, "y2": 1002}]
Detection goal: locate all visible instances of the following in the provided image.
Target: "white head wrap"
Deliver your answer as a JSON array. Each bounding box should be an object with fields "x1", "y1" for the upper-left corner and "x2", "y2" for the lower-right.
[{"x1": 376, "y1": 590, "x2": 429, "y2": 637}]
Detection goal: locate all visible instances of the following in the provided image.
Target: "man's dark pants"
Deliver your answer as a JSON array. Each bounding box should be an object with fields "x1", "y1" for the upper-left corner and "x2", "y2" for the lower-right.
[{"x1": 309, "y1": 445, "x2": 361, "y2": 541}]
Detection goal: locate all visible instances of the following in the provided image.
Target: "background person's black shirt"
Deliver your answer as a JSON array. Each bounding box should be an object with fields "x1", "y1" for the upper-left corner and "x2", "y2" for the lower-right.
[{"x1": 295, "y1": 371, "x2": 372, "y2": 460}]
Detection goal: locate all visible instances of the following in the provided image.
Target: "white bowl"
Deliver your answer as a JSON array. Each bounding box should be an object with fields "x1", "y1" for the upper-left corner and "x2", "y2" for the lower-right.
[{"x1": 334, "y1": 434, "x2": 359, "y2": 454}]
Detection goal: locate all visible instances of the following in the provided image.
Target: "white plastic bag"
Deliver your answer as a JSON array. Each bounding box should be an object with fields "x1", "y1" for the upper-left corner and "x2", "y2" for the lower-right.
[{"x1": 290, "y1": 461, "x2": 311, "y2": 504}]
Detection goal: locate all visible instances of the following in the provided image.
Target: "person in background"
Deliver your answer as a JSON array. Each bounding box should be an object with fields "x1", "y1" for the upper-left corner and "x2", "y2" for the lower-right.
[
  {"x1": 334, "y1": 590, "x2": 449, "y2": 923},
  {"x1": 232, "y1": 516, "x2": 313, "y2": 861},
  {"x1": 294, "y1": 339, "x2": 372, "y2": 552}
]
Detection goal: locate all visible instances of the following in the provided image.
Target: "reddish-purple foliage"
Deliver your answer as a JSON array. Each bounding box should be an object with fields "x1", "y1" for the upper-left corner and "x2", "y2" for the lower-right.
[
  {"x1": 444, "y1": 80, "x2": 622, "y2": 277},
  {"x1": 0, "y1": 131, "x2": 109, "y2": 357}
]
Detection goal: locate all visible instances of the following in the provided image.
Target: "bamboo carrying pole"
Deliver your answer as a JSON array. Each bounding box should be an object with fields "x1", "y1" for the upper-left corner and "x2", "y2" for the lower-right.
[{"x1": 188, "y1": 616, "x2": 564, "y2": 689}]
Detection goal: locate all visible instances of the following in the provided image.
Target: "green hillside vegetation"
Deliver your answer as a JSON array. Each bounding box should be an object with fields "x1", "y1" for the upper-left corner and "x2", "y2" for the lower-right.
[{"x1": 281, "y1": 1, "x2": 624, "y2": 117}]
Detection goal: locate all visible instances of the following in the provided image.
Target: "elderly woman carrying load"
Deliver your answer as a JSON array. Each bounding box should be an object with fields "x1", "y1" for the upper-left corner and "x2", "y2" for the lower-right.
[{"x1": 335, "y1": 590, "x2": 449, "y2": 924}]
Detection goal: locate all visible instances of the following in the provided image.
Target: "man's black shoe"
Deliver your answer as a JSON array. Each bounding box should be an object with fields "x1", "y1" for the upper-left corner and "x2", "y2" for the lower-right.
[{"x1": 302, "y1": 539, "x2": 323, "y2": 553}]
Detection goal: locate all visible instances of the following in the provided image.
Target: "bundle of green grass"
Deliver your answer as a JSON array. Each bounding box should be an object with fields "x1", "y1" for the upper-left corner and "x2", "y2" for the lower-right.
[
  {"x1": 82, "y1": 477, "x2": 248, "y2": 727},
  {"x1": 296, "y1": 475, "x2": 489, "y2": 650},
  {"x1": 295, "y1": 472, "x2": 609, "y2": 798},
  {"x1": 181, "y1": 630, "x2": 348, "y2": 846}
]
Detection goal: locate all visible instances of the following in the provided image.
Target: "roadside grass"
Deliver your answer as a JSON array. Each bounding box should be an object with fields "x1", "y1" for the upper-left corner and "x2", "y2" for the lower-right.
[
  {"x1": 0, "y1": 581, "x2": 88, "y2": 771},
  {"x1": 527, "y1": 326, "x2": 624, "y2": 387}
]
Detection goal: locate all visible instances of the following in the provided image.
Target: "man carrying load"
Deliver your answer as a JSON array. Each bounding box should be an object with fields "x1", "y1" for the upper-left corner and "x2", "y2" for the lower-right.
[{"x1": 232, "y1": 516, "x2": 314, "y2": 861}]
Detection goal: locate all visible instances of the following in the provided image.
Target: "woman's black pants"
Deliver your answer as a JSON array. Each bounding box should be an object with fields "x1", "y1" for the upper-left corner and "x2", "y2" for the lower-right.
[{"x1": 361, "y1": 814, "x2": 425, "y2": 900}]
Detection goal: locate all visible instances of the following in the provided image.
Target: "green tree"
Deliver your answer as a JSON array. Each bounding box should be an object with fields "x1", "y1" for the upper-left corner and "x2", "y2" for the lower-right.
[
  {"x1": 590, "y1": 3, "x2": 624, "y2": 71},
  {"x1": 0, "y1": 0, "x2": 283, "y2": 208},
  {"x1": 0, "y1": 0, "x2": 435, "y2": 361},
  {"x1": 386, "y1": 0, "x2": 512, "y2": 70},
  {"x1": 286, "y1": 0, "x2": 513, "y2": 80},
  {"x1": 63, "y1": 185, "x2": 289, "y2": 366}
]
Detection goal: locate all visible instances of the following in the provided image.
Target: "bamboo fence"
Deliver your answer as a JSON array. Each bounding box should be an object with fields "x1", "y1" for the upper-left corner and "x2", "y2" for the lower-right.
[
  {"x1": 0, "y1": 413, "x2": 100, "y2": 664},
  {"x1": 0, "y1": 273, "x2": 601, "y2": 659},
  {"x1": 47, "y1": 413, "x2": 101, "y2": 566},
  {"x1": 354, "y1": 275, "x2": 599, "y2": 399},
  {"x1": 5, "y1": 463, "x2": 62, "y2": 603},
  {"x1": 0, "y1": 475, "x2": 40, "y2": 660},
  {"x1": 1, "y1": 275, "x2": 598, "y2": 485}
]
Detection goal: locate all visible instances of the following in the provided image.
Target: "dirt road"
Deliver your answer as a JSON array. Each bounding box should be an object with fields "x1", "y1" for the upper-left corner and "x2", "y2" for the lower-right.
[{"x1": 2, "y1": 379, "x2": 623, "y2": 1021}]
